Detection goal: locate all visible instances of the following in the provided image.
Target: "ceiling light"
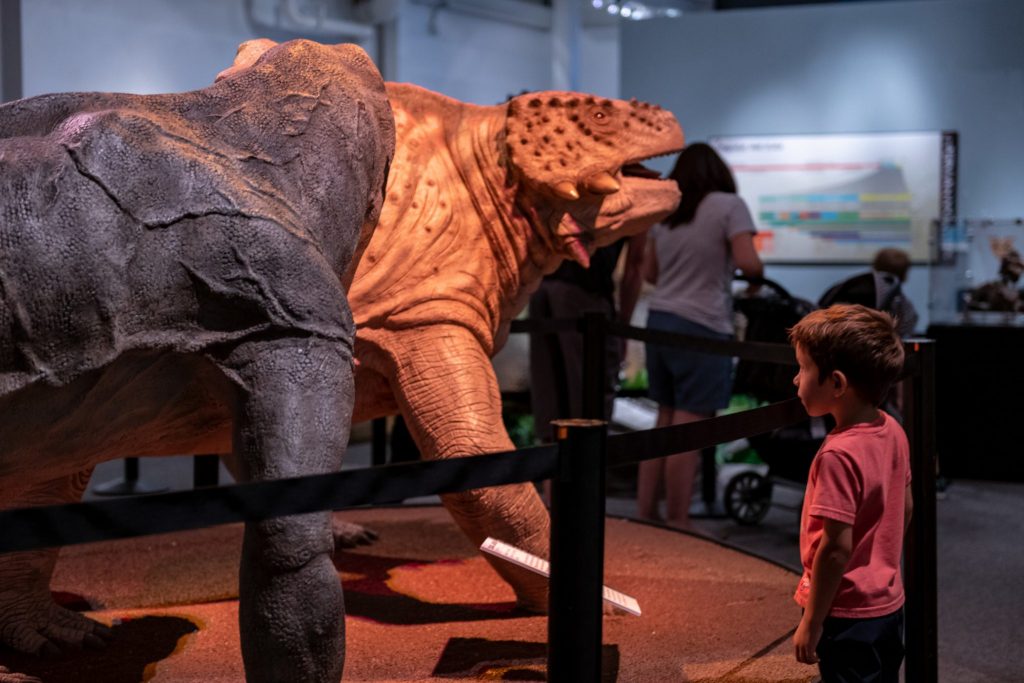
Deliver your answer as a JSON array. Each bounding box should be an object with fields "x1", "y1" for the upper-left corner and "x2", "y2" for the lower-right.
[{"x1": 591, "y1": 1, "x2": 687, "y2": 21}]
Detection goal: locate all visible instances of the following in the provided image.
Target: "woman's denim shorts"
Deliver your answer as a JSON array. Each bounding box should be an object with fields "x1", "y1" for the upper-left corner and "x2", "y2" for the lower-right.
[{"x1": 645, "y1": 310, "x2": 733, "y2": 415}]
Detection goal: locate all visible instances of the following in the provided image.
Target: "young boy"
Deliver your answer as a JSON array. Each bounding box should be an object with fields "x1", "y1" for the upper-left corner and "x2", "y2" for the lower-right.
[{"x1": 788, "y1": 304, "x2": 913, "y2": 682}]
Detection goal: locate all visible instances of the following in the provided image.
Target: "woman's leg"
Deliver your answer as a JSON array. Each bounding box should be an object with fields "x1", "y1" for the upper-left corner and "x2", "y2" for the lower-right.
[
  {"x1": 664, "y1": 408, "x2": 711, "y2": 530},
  {"x1": 636, "y1": 404, "x2": 675, "y2": 521}
]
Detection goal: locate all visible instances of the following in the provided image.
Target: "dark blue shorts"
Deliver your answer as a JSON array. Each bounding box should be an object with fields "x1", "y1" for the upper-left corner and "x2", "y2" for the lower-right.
[
  {"x1": 817, "y1": 608, "x2": 905, "y2": 683},
  {"x1": 644, "y1": 310, "x2": 733, "y2": 415}
]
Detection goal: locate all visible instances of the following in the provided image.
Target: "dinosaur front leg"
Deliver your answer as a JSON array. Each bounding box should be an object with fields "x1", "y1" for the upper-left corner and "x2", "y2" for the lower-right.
[
  {"x1": 221, "y1": 337, "x2": 352, "y2": 683},
  {"x1": 384, "y1": 325, "x2": 551, "y2": 612},
  {"x1": 0, "y1": 469, "x2": 112, "y2": 659}
]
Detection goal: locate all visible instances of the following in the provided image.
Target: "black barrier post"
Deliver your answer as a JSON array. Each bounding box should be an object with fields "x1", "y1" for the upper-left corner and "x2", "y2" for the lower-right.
[
  {"x1": 193, "y1": 455, "x2": 220, "y2": 488},
  {"x1": 701, "y1": 447, "x2": 717, "y2": 513},
  {"x1": 902, "y1": 339, "x2": 938, "y2": 683},
  {"x1": 548, "y1": 418, "x2": 606, "y2": 682},
  {"x1": 581, "y1": 311, "x2": 607, "y2": 421}
]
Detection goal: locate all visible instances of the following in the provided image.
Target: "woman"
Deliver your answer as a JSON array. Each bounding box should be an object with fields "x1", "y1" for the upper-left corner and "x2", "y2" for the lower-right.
[{"x1": 638, "y1": 142, "x2": 764, "y2": 529}]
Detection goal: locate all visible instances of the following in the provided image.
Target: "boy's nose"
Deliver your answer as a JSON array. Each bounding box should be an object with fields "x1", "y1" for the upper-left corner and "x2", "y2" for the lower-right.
[{"x1": 793, "y1": 373, "x2": 799, "y2": 387}]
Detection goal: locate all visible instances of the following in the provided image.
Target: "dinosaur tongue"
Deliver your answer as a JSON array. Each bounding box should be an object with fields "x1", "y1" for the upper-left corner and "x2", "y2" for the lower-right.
[
  {"x1": 566, "y1": 237, "x2": 591, "y2": 268},
  {"x1": 558, "y1": 213, "x2": 591, "y2": 268}
]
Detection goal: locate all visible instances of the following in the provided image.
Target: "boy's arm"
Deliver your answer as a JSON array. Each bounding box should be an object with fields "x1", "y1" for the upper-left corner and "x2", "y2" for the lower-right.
[
  {"x1": 794, "y1": 518, "x2": 853, "y2": 664},
  {"x1": 904, "y1": 483, "x2": 914, "y2": 536}
]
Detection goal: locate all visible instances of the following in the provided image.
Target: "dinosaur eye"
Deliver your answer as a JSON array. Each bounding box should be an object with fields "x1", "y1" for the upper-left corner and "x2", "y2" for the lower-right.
[{"x1": 588, "y1": 107, "x2": 612, "y2": 125}]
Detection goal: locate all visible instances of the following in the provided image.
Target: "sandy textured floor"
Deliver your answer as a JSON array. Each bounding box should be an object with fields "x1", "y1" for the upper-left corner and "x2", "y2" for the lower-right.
[{"x1": 0, "y1": 506, "x2": 816, "y2": 682}]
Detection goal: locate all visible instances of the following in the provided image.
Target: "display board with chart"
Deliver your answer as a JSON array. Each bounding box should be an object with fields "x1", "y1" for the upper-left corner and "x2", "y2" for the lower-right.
[{"x1": 710, "y1": 131, "x2": 957, "y2": 264}]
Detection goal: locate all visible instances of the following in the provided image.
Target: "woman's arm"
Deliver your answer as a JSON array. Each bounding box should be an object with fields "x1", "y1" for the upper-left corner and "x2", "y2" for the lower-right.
[
  {"x1": 618, "y1": 231, "x2": 647, "y2": 324},
  {"x1": 730, "y1": 231, "x2": 764, "y2": 280}
]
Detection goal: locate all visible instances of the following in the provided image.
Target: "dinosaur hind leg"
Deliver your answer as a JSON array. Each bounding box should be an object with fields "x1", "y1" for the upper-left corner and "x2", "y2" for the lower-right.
[{"x1": 0, "y1": 468, "x2": 113, "y2": 658}]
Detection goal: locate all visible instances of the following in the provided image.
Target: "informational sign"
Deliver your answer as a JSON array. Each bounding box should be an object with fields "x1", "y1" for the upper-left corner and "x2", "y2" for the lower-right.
[
  {"x1": 709, "y1": 131, "x2": 957, "y2": 264},
  {"x1": 479, "y1": 537, "x2": 642, "y2": 616}
]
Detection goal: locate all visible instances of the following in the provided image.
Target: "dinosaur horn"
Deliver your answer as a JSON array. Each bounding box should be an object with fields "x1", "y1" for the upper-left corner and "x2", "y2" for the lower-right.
[
  {"x1": 584, "y1": 171, "x2": 620, "y2": 195},
  {"x1": 553, "y1": 181, "x2": 580, "y2": 201}
]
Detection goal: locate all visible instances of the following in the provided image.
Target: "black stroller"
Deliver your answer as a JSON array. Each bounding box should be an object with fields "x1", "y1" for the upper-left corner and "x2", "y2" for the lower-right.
[{"x1": 723, "y1": 277, "x2": 822, "y2": 525}]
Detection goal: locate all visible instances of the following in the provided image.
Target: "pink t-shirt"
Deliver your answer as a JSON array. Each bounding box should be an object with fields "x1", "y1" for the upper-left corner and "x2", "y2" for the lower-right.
[{"x1": 794, "y1": 411, "x2": 911, "y2": 618}]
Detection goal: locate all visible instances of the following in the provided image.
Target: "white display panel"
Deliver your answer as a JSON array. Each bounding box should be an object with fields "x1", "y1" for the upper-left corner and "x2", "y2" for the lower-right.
[{"x1": 710, "y1": 132, "x2": 957, "y2": 264}]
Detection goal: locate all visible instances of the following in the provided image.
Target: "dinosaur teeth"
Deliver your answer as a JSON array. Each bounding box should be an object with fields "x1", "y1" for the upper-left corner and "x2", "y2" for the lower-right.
[
  {"x1": 553, "y1": 181, "x2": 580, "y2": 201},
  {"x1": 585, "y1": 171, "x2": 620, "y2": 195}
]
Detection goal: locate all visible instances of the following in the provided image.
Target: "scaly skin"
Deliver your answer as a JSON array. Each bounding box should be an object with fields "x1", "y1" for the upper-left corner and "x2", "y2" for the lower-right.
[
  {"x1": 346, "y1": 83, "x2": 683, "y2": 610},
  {"x1": 0, "y1": 40, "x2": 394, "y2": 683}
]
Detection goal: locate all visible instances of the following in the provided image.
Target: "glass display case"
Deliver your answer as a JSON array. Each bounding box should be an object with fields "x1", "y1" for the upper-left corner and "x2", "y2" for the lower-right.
[
  {"x1": 928, "y1": 218, "x2": 1024, "y2": 481},
  {"x1": 929, "y1": 218, "x2": 1024, "y2": 325}
]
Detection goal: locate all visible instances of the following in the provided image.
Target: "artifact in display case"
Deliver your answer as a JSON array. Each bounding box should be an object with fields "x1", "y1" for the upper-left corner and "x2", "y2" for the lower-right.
[
  {"x1": 965, "y1": 242, "x2": 1023, "y2": 313},
  {"x1": 929, "y1": 219, "x2": 1024, "y2": 482},
  {"x1": 930, "y1": 219, "x2": 1024, "y2": 324}
]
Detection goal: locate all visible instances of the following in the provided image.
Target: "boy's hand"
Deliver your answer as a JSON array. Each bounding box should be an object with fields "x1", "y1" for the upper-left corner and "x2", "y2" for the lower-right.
[{"x1": 794, "y1": 616, "x2": 822, "y2": 664}]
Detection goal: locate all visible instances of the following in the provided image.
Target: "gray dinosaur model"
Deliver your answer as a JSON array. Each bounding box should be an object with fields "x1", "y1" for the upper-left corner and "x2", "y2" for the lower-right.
[{"x1": 0, "y1": 40, "x2": 394, "y2": 683}]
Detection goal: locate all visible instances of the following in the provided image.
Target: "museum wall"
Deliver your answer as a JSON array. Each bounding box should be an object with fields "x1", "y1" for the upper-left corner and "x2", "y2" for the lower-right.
[
  {"x1": 622, "y1": 0, "x2": 1024, "y2": 332},
  {"x1": 21, "y1": 0, "x2": 253, "y2": 95},
  {"x1": 395, "y1": 1, "x2": 620, "y2": 104},
  {"x1": 20, "y1": 0, "x2": 619, "y2": 105}
]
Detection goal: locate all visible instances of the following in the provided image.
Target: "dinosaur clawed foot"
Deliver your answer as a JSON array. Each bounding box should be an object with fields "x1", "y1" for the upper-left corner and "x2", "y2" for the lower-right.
[
  {"x1": 331, "y1": 517, "x2": 380, "y2": 550},
  {"x1": 0, "y1": 600, "x2": 112, "y2": 660}
]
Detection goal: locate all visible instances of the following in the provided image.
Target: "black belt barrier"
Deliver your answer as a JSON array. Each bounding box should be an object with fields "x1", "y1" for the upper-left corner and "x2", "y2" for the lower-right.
[{"x1": 0, "y1": 399, "x2": 806, "y2": 554}]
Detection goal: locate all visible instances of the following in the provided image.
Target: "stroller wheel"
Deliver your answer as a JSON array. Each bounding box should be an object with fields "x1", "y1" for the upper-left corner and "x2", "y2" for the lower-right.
[{"x1": 724, "y1": 471, "x2": 772, "y2": 526}]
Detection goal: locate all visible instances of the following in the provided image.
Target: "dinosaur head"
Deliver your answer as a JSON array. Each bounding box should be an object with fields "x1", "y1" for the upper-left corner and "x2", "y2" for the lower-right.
[{"x1": 505, "y1": 92, "x2": 683, "y2": 267}]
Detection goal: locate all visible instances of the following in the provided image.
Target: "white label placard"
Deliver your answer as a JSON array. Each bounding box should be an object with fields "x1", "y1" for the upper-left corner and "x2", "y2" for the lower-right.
[{"x1": 480, "y1": 537, "x2": 642, "y2": 616}]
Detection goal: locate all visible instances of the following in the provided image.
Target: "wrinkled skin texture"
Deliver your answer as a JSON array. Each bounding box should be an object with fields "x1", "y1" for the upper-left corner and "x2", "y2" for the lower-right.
[
  {"x1": 0, "y1": 40, "x2": 394, "y2": 683},
  {"x1": 227, "y1": 39, "x2": 685, "y2": 611},
  {"x1": 351, "y1": 84, "x2": 684, "y2": 610}
]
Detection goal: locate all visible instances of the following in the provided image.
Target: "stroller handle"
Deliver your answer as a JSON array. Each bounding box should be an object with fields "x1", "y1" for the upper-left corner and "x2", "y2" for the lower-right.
[{"x1": 734, "y1": 274, "x2": 798, "y2": 302}]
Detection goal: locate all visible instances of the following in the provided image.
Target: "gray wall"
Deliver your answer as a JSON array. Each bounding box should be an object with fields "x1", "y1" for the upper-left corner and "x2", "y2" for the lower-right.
[
  {"x1": 622, "y1": 0, "x2": 1024, "y2": 329},
  {"x1": 22, "y1": 0, "x2": 253, "y2": 95},
  {"x1": 393, "y1": 1, "x2": 618, "y2": 104},
  {"x1": 20, "y1": 0, "x2": 619, "y2": 103}
]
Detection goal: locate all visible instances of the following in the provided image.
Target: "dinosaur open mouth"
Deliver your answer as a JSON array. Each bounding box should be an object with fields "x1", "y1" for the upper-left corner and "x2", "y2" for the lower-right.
[{"x1": 621, "y1": 162, "x2": 664, "y2": 180}]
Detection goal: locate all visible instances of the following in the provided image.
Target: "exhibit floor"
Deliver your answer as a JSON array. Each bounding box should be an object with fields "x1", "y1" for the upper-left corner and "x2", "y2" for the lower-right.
[
  {"x1": 5, "y1": 443, "x2": 1017, "y2": 682},
  {"x1": 2, "y1": 505, "x2": 812, "y2": 682}
]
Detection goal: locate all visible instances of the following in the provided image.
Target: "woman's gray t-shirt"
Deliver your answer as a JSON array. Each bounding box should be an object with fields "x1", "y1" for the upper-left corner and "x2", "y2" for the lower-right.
[{"x1": 647, "y1": 192, "x2": 757, "y2": 335}]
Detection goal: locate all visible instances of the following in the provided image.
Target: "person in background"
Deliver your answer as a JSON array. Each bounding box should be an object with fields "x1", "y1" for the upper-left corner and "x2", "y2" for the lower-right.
[
  {"x1": 529, "y1": 234, "x2": 646, "y2": 444},
  {"x1": 638, "y1": 142, "x2": 763, "y2": 529},
  {"x1": 819, "y1": 248, "x2": 918, "y2": 337},
  {"x1": 788, "y1": 304, "x2": 912, "y2": 682}
]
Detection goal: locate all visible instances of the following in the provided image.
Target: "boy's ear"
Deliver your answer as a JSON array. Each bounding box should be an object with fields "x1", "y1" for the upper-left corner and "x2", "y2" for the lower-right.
[{"x1": 831, "y1": 370, "x2": 849, "y2": 395}]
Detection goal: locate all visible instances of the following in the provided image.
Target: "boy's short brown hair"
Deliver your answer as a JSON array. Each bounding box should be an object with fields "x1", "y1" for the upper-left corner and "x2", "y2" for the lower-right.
[{"x1": 788, "y1": 304, "x2": 905, "y2": 406}]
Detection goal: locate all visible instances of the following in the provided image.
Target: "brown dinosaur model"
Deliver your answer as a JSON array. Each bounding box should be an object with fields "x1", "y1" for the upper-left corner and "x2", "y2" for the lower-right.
[
  {"x1": 350, "y1": 83, "x2": 683, "y2": 609},
  {"x1": 0, "y1": 40, "x2": 394, "y2": 683},
  {"x1": 220, "y1": 39, "x2": 685, "y2": 611}
]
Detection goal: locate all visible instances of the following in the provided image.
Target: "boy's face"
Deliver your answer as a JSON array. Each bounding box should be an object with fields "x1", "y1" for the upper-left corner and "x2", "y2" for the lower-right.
[{"x1": 793, "y1": 344, "x2": 833, "y2": 417}]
